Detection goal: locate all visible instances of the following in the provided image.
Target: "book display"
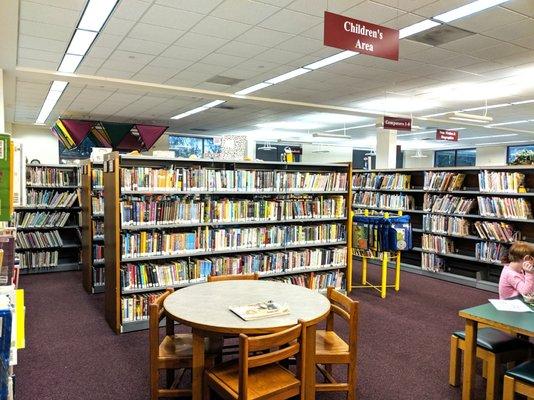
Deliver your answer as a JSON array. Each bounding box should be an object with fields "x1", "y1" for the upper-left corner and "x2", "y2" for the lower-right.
[
  {"x1": 103, "y1": 153, "x2": 352, "y2": 333},
  {"x1": 81, "y1": 161, "x2": 105, "y2": 294},
  {"x1": 352, "y1": 166, "x2": 534, "y2": 291},
  {"x1": 14, "y1": 164, "x2": 81, "y2": 274}
]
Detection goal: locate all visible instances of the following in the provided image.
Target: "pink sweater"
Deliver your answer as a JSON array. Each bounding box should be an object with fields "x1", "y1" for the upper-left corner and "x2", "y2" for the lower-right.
[{"x1": 498, "y1": 264, "x2": 534, "y2": 299}]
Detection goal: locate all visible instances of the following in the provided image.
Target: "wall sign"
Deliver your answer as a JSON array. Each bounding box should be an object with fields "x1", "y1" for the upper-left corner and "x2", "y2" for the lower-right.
[
  {"x1": 323, "y1": 11, "x2": 399, "y2": 61},
  {"x1": 436, "y1": 129, "x2": 459, "y2": 141},
  {"x1": 383, "y1": 116, "x2": 411, "y2": 131}
]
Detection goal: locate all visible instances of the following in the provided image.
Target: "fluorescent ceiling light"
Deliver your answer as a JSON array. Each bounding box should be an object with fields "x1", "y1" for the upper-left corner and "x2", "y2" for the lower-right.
[
  {"x1": 312, "y1": 132, "x2": 351, "y2": 139},
  {"x1": 462, "y1": 103, "x2": 510, "y2": 111},
  {"x1": 419, "y1": 111, "x2": 449, "y2": 118},
  {"x1": 304, "y1": 51, "x2": 358, "y2": 70},
  {"x1": 50, "y1": 81, "x2": 68, "y2": 92},
  {"x1": 449, "y1": 112, "x2": 493, "y2": 123},
  {"x1": 299, "y1": 112, "x2": 367, "y2": 124},
  {"x1": 397, "y1": 130, "x2": 435, "y2": 137},
  {"x1": 266, "y1": 68, "x2": 311, "y2": 84},
  {"x1": 360, "y1": 97, "x2": 439, "y2": 113},
  {"x1": 36, "y1": 84, "x2": 66, "y2": 124},
  {"x1": 459, "y1": 134, "x2": 517, "y2": 140},
  {"x1": 325, "y1": 123, "x2": 375, "y2": 132},
  {"x1": 257, "y1": 121, "x2": 321, "y2": 130},
  {"x1": 58, "y1": 54, "x2": 83, "y2": 73},
  {"x1": 203, "y1": 100, "x2": 225, "y2": 108},
  {"x1": 434, "y1": 0, "x2": 511, "y2": 23},
  {"x1": 486, "y1": 120, "x2": 529, "y2": 127},
  {"x1": 512, "y1": 99, "x2": 534, "y2": 105},
  {"x1": 78, "y1": 0, "x2": 118, "y2": 31},
  {"x1": 67, "y1": 29, "x2": 97, "y2": 56},
  {"x1": 170, "y1": 99, "x2": 225, "y2": 120},
  {"x1": 234, "y1": 82, "x2": 272, "y2": 95},
  {"x1": 399, "y1": 19, "x2": 441, "y2": 39}
]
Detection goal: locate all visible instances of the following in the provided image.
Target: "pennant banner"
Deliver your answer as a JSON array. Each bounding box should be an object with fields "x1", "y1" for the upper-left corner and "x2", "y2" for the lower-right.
[
  {"x1": 89, "y1": 126, "x2": 112, "y2": 148},
  {"x1": 116, "y1": 132, "x2": 142, "y2": 151},
  {"x1": 136, "y1": 124, "x2": 168, "y2": 151},
  {"x1": 101, "y1": 122, "x2": 134, "y2": 147},
  {"x1": 51, "y1": 123, "x2": 75, "y2": 150},
  {"x1": 60, "y1": 119, "x2": 94, "y2": 145}
]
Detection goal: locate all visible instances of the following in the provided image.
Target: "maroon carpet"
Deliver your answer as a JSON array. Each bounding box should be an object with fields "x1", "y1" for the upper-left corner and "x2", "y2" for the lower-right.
[{"x1": 16, "y1": 264, "x2": 490, "y2": 400}]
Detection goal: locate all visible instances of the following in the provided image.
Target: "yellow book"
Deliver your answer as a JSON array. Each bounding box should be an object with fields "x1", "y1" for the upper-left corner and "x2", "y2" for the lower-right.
[{"x1": 15, "y1": 289, "x2": 25, "y2": 349}]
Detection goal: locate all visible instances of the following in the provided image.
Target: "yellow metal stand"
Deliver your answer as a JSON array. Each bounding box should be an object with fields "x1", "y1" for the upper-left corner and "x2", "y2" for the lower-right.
[{"x1": 351, "y1": 210, "x2": 402, "y2": 299}]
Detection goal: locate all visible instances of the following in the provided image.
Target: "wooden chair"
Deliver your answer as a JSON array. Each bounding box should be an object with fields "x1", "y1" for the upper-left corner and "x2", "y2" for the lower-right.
[
  {"x1": 315, "y1": 286, "x2": 359, "y2": 400},
  {"x1": 207, "y1": 273, "x2": 259, "y2": 282},
  {"x1": 503, "y1": 360, "x2": 534, "y2": 400},
  {"x1": 449, "y1": 328, "x2": 530, "y2": 400},
  {"x1": 149, "y1": 288, "x2": 219, "y2": 400},
  {"x1": 204, "y1": 321, "x2": 306, "y2": 400}
]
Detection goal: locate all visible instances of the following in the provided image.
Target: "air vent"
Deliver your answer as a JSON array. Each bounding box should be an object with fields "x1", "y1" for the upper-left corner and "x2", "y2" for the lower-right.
[
  {"x1": 409, "y1": 24, "x2": 474, "y2": 46},
  {"x1": 206, "y1": 75, "x2": 244, "y2": 86}
]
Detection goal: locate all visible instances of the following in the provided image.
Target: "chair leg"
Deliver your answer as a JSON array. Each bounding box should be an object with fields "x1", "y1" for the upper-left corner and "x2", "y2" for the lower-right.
[
  {"x1": 449, "y1": 336, "x2": 461, "y2": 387},
  {"x1": 503, "y1": 375, "x2": 515, "y2": 400},
  {"x1": 150, "y1": 366, "x2": 159, "y2": 400},
  {"x1": 485, "y1": 355, "x2": 498, "y2": 400},
  {"x1": 347, "y1": 361, "x2": 357, "y2": 400},
  {"x1": 166, "y1": 369, "x2": 175, "y2": 388},
  {"x1": 482, "y1": 360, "x2": 488, "y2": 379}
]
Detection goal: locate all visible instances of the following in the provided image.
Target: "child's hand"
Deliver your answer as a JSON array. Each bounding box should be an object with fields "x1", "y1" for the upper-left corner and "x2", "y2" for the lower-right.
[{"x1": 523, "y1": 262, "x2": 534, "y2": 273}]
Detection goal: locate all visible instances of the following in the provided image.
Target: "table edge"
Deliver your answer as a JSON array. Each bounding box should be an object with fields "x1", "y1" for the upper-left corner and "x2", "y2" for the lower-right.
[{"x1": 459, "y1": 310, "x2": 534, "y2": 337}]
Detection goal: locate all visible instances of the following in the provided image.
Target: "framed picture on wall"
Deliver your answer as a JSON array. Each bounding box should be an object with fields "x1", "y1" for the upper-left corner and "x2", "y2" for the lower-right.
[{"x1": 507, "y1": 144, "x2": 534, "y2": 165}]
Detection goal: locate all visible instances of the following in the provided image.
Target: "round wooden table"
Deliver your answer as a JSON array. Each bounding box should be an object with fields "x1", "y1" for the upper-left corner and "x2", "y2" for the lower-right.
[{"x1": 164, "y1": 280, "x2": 331, "y2": 400}]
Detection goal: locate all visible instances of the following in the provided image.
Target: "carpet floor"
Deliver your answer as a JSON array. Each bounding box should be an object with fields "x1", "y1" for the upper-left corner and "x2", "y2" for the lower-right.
[{"x1": 16, "y1": 264, "x2": 492, "y2": 400}]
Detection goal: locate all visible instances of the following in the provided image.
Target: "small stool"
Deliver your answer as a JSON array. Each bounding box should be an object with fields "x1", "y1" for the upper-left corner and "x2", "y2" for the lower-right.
[
  {"x1": 503, "y1": 360, "x2": 534, "y2": 400},
  {"x1": 449, "y1": 328, "x2": 529, "y2": 400}
]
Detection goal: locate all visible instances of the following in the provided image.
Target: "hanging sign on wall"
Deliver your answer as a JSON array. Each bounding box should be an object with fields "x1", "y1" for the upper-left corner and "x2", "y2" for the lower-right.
[
  {"x1": 383, "y1": 116, "x2": 411, "y2": 131},
  {"x1": 323, "y1": 11, "x2": 399, "y2": 61},
  {"x1": 436, "y1": 129, "x2": 459, "y2": 141}
]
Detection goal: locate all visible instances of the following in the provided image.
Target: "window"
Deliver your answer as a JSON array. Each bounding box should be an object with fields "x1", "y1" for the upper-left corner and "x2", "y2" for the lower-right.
[
  {"x1": 434, "y1": 148, "x2": 476, "y2": 167},
  {"x1": 507, "y1": 144, "x2": 534, "y2": 165},
  {"x1": 168, "y1": 135, "x2": 221, "y2": 158}
]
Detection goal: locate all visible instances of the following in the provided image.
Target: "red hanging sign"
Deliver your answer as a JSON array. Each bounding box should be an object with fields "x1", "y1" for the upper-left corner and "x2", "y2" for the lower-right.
[
  {"x1": 383, "y1": 116, "x2": 411, "y2": 131},
  {"x1": 436, "y1": 129, "x2": 459, "y2": 141},
  {"x1": 323, "y1": 11, "x2": 399, "y2": 61}
]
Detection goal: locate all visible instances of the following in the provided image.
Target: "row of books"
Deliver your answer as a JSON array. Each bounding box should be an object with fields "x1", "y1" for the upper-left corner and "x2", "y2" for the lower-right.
[
  {"x1": 478, "y1": 196, "x2": 532, "y2": 219},
  {"x1": 27, "y1": 167, "x2": 77, "y2": 186},
  {"x1": 423, "y1": 194, "x2": 475, "y2": 215},
  {"x1": 352, "y1": 173, "x2": 411, "y2": 190},
  {"x1": 93, "y1": 220, "x2": 104, "y2": 237},
  {"x1": 121, "y1": 168, "x2": 348, "y2": 192},
  {"x1": 475, "y1": 242, "x2": 508, "y2": 263},
  {"x1": 93, "y1": 245, "x2": 104, "y2": 261},
  {"x1": 473, "y1": 221, "x2": 520, "y2": 243},
  {"x1": 121, "y1": 292, "x2": 161, "y2": 323},
  {"x1": 93, "y1": 267, "x2": 104, "y2": 286},
  {"x1": 423, "y1": 172, "x2": 465, "y2": 191},
  {"x1": 353, "y1": 192, "x2": 414, "y2": 210},
  {"x1": 421, "y1": 253, "x2": 444, "y2": 273},
  {"x1": 269, "y1": 270, "x2": 345, "y2": 291},
  {"x1": 121, "y1": 223, "x2": 346, "y2": 258},
  {"x1": 120, "y1": 195, "x2": 346, "y2": 226},
  {"x1": 92, "y1": 169, "x2": 103, "y2": 188},
  {"x1": 16, "y1": 230, "x2": 63, "y2": 249},
  {"x1": 421, "y1": 234, "x2": 454, "y2": 254},
  {"x1": 479, "y1": 171, "x2": 525, "y2": 193},
  {"x1": 120, "y1": 247, "x2": 346, "y2": 290},
  {"x1": 26, "y1": 190, "x2": 78, "y2": 208},
  {"x1": 19, "y1": 250, "x2": 59, "y2": 269},
  {"x1": 422, "y1": 215, "x2": 469, "y2": 236},
  {"x1": 92, "y1": 196, "x2": 104, "y2": 214},
  {"x1": 15, "y1": 211, "x2": 73, "y2": 228}
]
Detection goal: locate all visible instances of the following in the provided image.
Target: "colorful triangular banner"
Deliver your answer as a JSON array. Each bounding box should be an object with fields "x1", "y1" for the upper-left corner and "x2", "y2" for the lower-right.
[
  {"x1": 116, "y1": 131, "x2": 142, "y2": 151},
  {"x1": 60, "y1": 119, "x2": 94, "y2": 145},
  {"x1": 101, "y1": 122, "x2": 134, "y2": 147},
  {"x1": 136, "y1": 124, "x2": 168, "y2": 151}
]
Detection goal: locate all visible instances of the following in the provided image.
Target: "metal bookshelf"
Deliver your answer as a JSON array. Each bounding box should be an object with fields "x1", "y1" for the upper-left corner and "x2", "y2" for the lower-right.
[
  {"x1": 16, "y1": 163, "x2": 81, "y2": 274},
  {"x1": 103, "y1": 152, "x2": 352, "y2": 334},
  {"x1": 351, "y1": 166, "x2": 534, "y2": 292}
]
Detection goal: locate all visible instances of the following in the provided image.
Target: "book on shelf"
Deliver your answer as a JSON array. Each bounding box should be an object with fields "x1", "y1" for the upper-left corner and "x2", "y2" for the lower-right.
[
  {"x1": 121, "y1": 223, "x2": 346, "y2": 259},
  {"x1": 422, "y1": 215, "x2": 470, "y2": 236},
  {"x1": 423, "y1": 194, "x2": 475, "y2": 214},
  {"x1": 121, "y1": 292, "x2": 162, "y2": 323},
  {"x1": 477, "y1": 196, "x2": 532, "y2": 219},
  {"x1": 27, "y1": 167, "x2": 78, "y2": 186},
  {"x1": 93, "y1": 267, "x2": 105, "y2": 286},
  {"x1": 26, "y1": 190, "x2": 78, "y2": 208},
  {"x1": 353, "y1": 192, "x2": 414, "y2": 210},
  {"x1": 121, "y1": 167, "x2": 347, "y2": 192},
  {"x1": 421, "y1": 253, "x2": 444, "y2": 273},
  {"x1": 479, "y1": 170, "x2": 525, "y2": 193},
  {"x1": 93, "y1": 244, "x2": 104, "y2": 261},
  {"x1": 229, "y1": 300, "x2": 290, "y2": 321},
  {"x1": 15, "y1": 211, "x2": 72, "y2": 228},
  {"x1": 424, "y1": 172, "x2": 465, "y2": 191},
  {"x1": 16, "y1": 230, "x2": 63, "y2": 249},
  {"x1": 421, "y1": 234, "x2": 454, "y2": 254},
  {"x1": 352, "y1": 173, "x2": 410, "y2": 190},
  {"x1": 92, "y1": 169, "x2": 103, "y2": 187},
  {"x1": 473, "y1": 221, "x2": 520, "y2": 243},
  {"x1": 267, "y1": 270, "x2": 345, "y2": 292},
  {"x1": 475, "y1": 242, "x2": 508, "y2": 263},
  {"x1": 92, "y1": 196, "x2": 104, "y2": 214},
  {"x1": 0, "y1": 235, "x2": 15, "y2": 285},
  {"x1": 92, "y1": 220, "x2": 104, "y2": 236},
  {"x1": 120, "y1": 195, "x2": 346, "y2": 227},
  {"x1": 20, "y1": 250, "x2": 59, "y2": 270}
]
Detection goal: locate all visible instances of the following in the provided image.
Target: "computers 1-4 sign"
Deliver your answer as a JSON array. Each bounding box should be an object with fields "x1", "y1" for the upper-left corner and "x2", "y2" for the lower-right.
[{"x1": 323, "y1": 11, "x2": 399, "y2": 61}]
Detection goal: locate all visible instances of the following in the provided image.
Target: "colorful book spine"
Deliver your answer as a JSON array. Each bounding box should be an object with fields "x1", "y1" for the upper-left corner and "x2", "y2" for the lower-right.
[
  {"x1": 423, "y1": 194, "x2": 475, "y2": 214},
  {"x1": 353, "y1": 191, "x2": 414, "y2": 210},
  {"x1": 473, "y1": 221, "x2": 520, "y2": 242},
  {"x1": 478, "y1": 170, "x2": 525, "y2": 193},
  {"x1": 352, "y1": 173, "x2": 410, "y2": 190},
  {"x1": 120, "y1": 292, "x2": 162, "y2": 322},
  {"x1": 27, "y1": 167, "x2": 77, "y2": 186},
  {"x1": 19, "y1": 250, "x2": 59, "y2": 269},
  {"x1": 423, "y1": 172, "x2": 465, "y2": 191},
  {"x1": 92, "y1": 169, "x2": 103, "y2": 187},
  {"x1": 421, "y1": 253, "x2": 444, "y2": 273},
  {"x1": 475, "y1": 242, "x2": 508, "y2": 263},
  {"x1": 477, "y1": 196, "x2": 532, "y2": 219},
  {"x1": 421, "y1": 234, "x2": 454, "y2": 254},
  {"x1": 16, "y1": 230, "x2": 63, "y2": 249},
  {"x1": 15, "y1": 211, "x2": 72, "y2": 228},
  {"x1": 422, "y1": 215, "x2": 469, "y2": 236}
]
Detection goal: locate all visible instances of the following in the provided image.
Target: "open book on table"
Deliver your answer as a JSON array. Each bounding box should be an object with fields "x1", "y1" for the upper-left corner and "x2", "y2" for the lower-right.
[{"x1": 230, "y1": 300, "x2": 290, "y2": 321}]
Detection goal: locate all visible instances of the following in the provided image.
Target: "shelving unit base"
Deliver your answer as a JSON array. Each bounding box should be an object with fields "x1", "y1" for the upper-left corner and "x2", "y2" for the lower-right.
[{"x1": 20, "y1": 263, "x2": 81, "y2": 275}]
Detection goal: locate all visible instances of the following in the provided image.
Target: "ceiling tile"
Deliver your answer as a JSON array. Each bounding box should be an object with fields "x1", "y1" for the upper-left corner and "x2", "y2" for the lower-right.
[
  {"x1": 502, "y1": 0, "x2": 534, "y2": 18},
  {"x1": 128, "y1": 23, "x2": 185, "y2": 44},
  {"x1": 173, "y1": 32, "x2": 228, "y2": 52},
  {"x1": 218, "y1": 41, "x2": 267, "y2": 58},
  {"x1": 99, "y1": 59, "x2": 146, "y2": 73},
  {"x1": 254, "y1": 0, "x2": 293, "y2": 6},
  {"x1": 276, "y1": 36, "x2": 324, "y2": 54},
  {"x1": 109, "y1": 50, "x2": 156, "y2": 65},
  {"x1": 235, "y1": 27, "x2": 293, "y2": 47},
  {"x1": 80, "y1": 55, "x2": 107, "y2": 68},
  {"x1": 254, "y1": 47, "x2": 305, "y2": 64},
  {"x1": 470, "y1": 43, "x2": 526, "y2": 61},
  {"x1": 102, "y1": 17, "x2": 136, "y2": 36},
  {"x1": 148, "y1": 56, "x2": 193, "y2": 70},
  {"x1": 439, "y1": 34, "x2": 502, "y2": 53},
  {"x1": 372, "y1": 0, "x2": 436, "y2": 12},
  {"x1": 20, "y1": 1, "x2": 79, "y2": 27},
  {"x1": 259, "y1": 9, "x2": 322, "y2": 34},
  {"x1": 482, "y1": 19, "x2": 534, "y2": 42},
  {"x1": 132, "y1": 66, "x2": 180, "y2": 83},
  {"x1": 449, "y1": 7, "x2": 526, "y2": 34},
  {"x1": 154, "y1": 0, "x2": 224, "y2": 14},
  {"x1": 161, "y1": 45, "x2": 213, "y2": 61},
  {"x1": 413, "y1": 0, "x2": 474, "y2": 19},
  {"x1": 23, "y1": 0, "x2": 86, "y2": 11},
  {"x1": 87, "y1": 46, "x2": 114, "y2": 59},
  {"x1": 19, "y1": 20, "x2": 71, "y2": 42},
  {"x1": 18, "y1": 48, "x2": 63, "y2": 64},
  {"x1": 343, "y1": 1, "x2": 403, "y2": 24},
  {"x1": 118, "y1": 37, "x2": 168, "y2": 55},
  {"x1": 141, "y1": 4, "x2": 204, "y2": 30},
  {"x1": 112, "y1": 0, "x2": 152, "y2": 21},
  {"x1": 211, "y1": 0, "x2": 279, "y2": 24},
  {"x1": 18, "y1": 34, "x2": 66, "y2": 54},
  {"x1": 93, "y1": 33, "x2": 124, "y2": 49},
  {"x1": 515, "y1": 34, "x2": 534, "y2": 50},
  {"x1": 17, "y1": 58, "x2": 59, "y2": 70},
  {"x1": 191, "y1": 16, "x2": 252, "y2": 39},
  {"x1": 200, "y1": 52, "x2": 247, "y2": 67}
]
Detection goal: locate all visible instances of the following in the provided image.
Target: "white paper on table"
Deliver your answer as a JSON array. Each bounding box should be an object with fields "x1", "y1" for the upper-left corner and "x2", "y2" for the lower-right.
[{"x1": 489, "y1": 299, "x2": 534, "y2": 313}]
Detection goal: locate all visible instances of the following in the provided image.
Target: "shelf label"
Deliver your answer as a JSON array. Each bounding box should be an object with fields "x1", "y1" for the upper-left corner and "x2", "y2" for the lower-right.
[
  {"x1": 323, "y1": 11, "x2": 399, "y2": 61},
  {"x1": 383, "y1": 116, "x2": 411, "y2": 131},
  {"x1": 436, "y1": 129, "x2": 459, "y2": 141}
]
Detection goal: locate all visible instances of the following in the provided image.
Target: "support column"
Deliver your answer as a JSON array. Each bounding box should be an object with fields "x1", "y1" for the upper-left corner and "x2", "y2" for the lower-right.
[
  {"x1": 376, "y1": 128, "x2": 397, "y2": 169},
  {"x1": 0, "y1": 69, "x2": 5, "y2": 133}
]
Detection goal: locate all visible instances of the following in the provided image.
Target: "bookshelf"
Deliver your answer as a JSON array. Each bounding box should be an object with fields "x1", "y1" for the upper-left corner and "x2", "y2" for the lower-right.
[
  {"x1": 103, "y1": 152, "x2": 352, "y2": 333},
  {"x1": 352, "y1": 166, "x2": 534, "y2": 292},
  {"x1": 81, "y1": 161, "x2": 105, "y2": 294},
  {"x1": 15, "y1": 163, "x2": 82, "y2": 274}
]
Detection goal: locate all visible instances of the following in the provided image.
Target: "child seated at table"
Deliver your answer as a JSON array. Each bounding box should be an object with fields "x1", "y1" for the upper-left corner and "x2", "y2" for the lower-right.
[{"x1": 499, "y1": 241, "x2": 534, "y2": 299}]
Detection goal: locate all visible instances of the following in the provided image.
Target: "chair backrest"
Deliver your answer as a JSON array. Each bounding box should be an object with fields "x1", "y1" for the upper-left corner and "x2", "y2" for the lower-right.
[
  {"x1": 207, "y1": 273, "x2": 259, "y2": 282},
  {"x1": 326, "y1": 287, "x2": 359, "y2": 353},
  {"x1": 238, "y1": 321, "x2": 305, "y2": 400},
  {"x1": 148, "y1": 288, "x2": 174, "y2": 362}
]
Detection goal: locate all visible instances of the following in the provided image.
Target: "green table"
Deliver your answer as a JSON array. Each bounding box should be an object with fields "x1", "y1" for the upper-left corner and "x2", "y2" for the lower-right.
[{"x1": 458, "y1": 302, "x2": 534, "y2": 400}]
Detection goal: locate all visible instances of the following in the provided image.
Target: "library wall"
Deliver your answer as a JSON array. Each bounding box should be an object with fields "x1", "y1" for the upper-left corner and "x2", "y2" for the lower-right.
[
  {"x1": 476, "y1": 145, "x2": 507, "y2": 166},
  {"x1": 301, "y1": 144, "x2": 352, "y2": 163},
  {"x1": 403, "y1": 150, "x2": 434, "y2": 168},
  {"x1": 12, "y1": 123, "x2": 59, "y2": 164}
]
